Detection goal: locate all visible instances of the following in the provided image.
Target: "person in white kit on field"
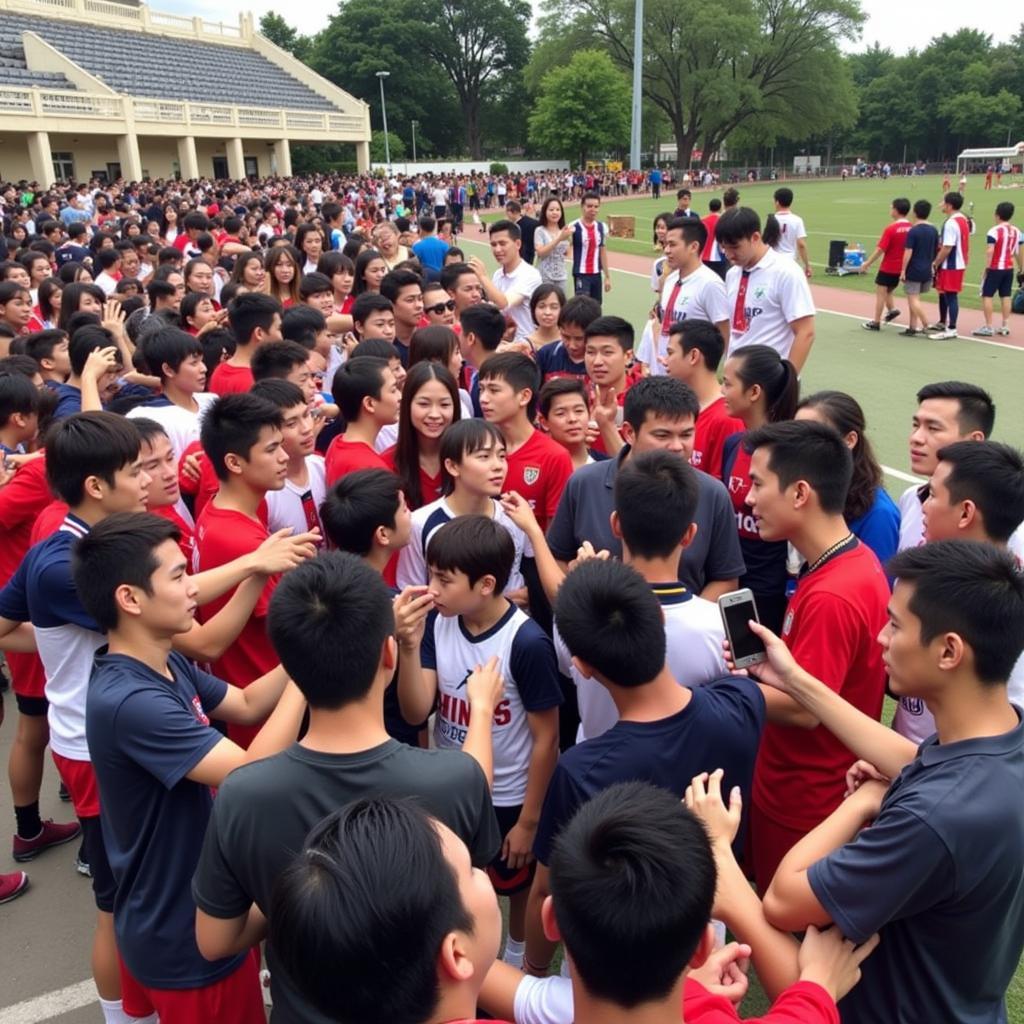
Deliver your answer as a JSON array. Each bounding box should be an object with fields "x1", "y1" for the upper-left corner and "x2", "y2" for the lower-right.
[{"x1": 771, "y1": 188, "x2": 812, "y2": 279}]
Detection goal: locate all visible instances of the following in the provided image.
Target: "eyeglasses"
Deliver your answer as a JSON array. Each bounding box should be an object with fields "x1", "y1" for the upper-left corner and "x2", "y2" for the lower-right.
[{"x1": 425, "y1": 300, "x2": 456, "y2": 315}]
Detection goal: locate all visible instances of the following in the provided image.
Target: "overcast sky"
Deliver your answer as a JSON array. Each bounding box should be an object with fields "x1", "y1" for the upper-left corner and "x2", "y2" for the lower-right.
[{"x1": 168, "y1": 0, "x2": 996, "y2": 54}]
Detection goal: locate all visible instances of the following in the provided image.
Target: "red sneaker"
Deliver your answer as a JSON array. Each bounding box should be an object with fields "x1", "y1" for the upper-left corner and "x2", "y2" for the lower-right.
[
  {"x1": 12, "y1": 819, "x2": 82, "y2": 862},
  {"x1": 0, "y1": 871, "x2": 29, "y2": 904}
]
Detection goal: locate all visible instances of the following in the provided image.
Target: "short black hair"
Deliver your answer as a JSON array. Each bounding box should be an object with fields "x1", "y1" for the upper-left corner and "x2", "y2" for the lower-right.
[
  {"x1": 72, "y1": 512, "x2": 180, "y2": 632},
  {"x1": 585, "y1": 315, "x2": 634, "y2": 351},
  {"x1": 183, "y1": 210, "x2": 209, "y2": 232},
  {"x1": 623, "y1": 376, "x2": 699, "y2": 432},
  {"x1": 558, "y1": 294, "x2": 602, "y2": 330},
  {"x1": 675, "y1": 188, "x2": 691, "y2": 200},
  {"x1": 916, "y1": 381, "x2": 995, "y2": 438},
  {"x1": 538, "y1": 376, "x2": 588, "y2": 419},
  {"x1": 350, "y1": 338, "x2": 399, "y2": 362},
  {"x1": 332, "y1": 356, "x2": 389, "y2": 423},
  {"x1": 23, "y1": 328, "x2": 68, "y2": 366},
  {"x1": 664, "y1": 217, "x2": 707, "y2": 250},
  {"x1": 267, "y1": 552, "x2": 396, "y2": 708},
  {"x1": 715, "y1": 207, "x2": 761, "y2": 245},
  {"x1": 351, "y1": 292, "x2": 393, "y2": 329},
  {"x1": 140, "y1": 326, "x2": 202, "y2": 381},
  {"x1": 478, "y1": 352, "x2": 540, "y2": 419},
  {"x1": 745, "y1": 420, "x2": 852, "y2": 515},
  {"x1": 439, "y1": 419, "x2": 505, "y2": 496},
  {"x1": 282, "y1": 304, "x2": 326, "y2": 348},
  {"x1": 45, "y1": 411, "x2": 141, "y2": 505},
  {"x1": 671, "y1": 319, "x2": 724, "y2": 372},
  {"x1": 773, "y1": 186, "x2": 794, "y2": 207},
  {"x1": 615, "y1": 450, "x2": 699, "y2": 558},
  {"x1": 582, "y1": 191, "x2": 601, "y2": 205},
  {"x1": 887, "y1": 541, "x2": 1024, "y2": 685},
  {"x1": 892, "y1": 197, "x2": 911, "y2": 216},
  {"x1": 554, "y1": 559, "x2": 666, "y2": 686},
  {"x1": 251, "y1": 340, "x2": 311, "y2": 382},
  {"x1": 0, "y1": 369, "x2": 40, "y2": 426},
  {"x1": 936, "y1": 441, "x2": 1024, "y2": 544},
  {"x1": 459, "y1": 303, "x2": 505, "y2": 351},
  {"x1": 996, "y1": 201, "x2": 1015, "y2": 222},
  {"x1": 913, "y1": 199, "x2": 932, "y2": 219},
  {"x1": 320, "y1": 469, "x2": 402, "y2": 555},
  {"x1": 944, "y1": 191, "x2": 964, "y2": 210},
  {"x1": 227, "y1": 292, "x2": 281, "y2": 347},
  {"x1": 439, "y1": 261, "x2": 478, "y2": 292},
  {"x1": 488, "y1": 219, "x2": 521, "y2": 241},
  {"x1": 200, "y1": 392, "x2": 283, "y2": 482},
  {"x1": 380, "y1": 268, "x2": 422, "y2": 304},
  {"x1": 427, "y1": 514, "x2": 514, "y2": 592},
  {"x1": 250, "y1": 378, "x2": 306, "y2": 412},
  {"x1": 268, "y1": 798, "x2": 471, "y2": 1022},
  {"x1": 550, "y1": 782, "x2": 715, "y2": 1007}
]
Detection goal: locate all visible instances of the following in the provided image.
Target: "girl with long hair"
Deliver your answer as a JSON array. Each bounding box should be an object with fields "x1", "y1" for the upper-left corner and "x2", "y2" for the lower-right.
[
  {"x1": 409, "y1": 325, "x2": 473, "y2": 418},
  {"x1": 317, "y1": 251, "x2": 356, "y2": 314},
  {"x1": 230, "y1": 251, "x2": 267, "y2": 293},
  {"x1": 534, "y1": 197, "x2": 570, "y2": 287},
  {"x1": 263, "y1": 246, "x2": 301, "y2": 307},
  {"x1": 354, "y1": 249, "x2": 388, "y2": 296}
]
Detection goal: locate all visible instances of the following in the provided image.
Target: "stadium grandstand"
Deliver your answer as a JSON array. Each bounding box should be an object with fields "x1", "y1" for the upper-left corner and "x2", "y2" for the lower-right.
[{"x1": 0, "y1": 0, "x2": 370, "y2": 184}]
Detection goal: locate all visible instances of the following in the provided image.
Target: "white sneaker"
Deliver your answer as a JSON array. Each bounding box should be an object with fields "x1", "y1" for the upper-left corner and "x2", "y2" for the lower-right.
[
  {"x1": 998, "y1": 326, "x2": 1011, "y2": 336},
  {"x1": 972, "y1": 325, "x2": 994, "y2": 337},
  {"x1": 929, "y1": 328, "x2": 957, "y2": 340}
]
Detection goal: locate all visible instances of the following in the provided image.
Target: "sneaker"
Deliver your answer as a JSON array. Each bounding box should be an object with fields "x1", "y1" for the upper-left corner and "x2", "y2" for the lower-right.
[
  {"x1": 972, "y1": 326, "x2": 995, "y2": 337},
  {"x1": 75, "y1": 854, "x2": 92, "y2": 878},
  {"x1": 897, "y1": 328, "x2": 918, "y2": 337},
  {"x1": 0, "y1": 871, "x2": 29, "y2": 904},
  {"x1": 929, "y1": 328, "x2": 958, "y2": 341},
  {"x1": 12, "y1": 819, "x2": 82, "y2": 862},
  {"x1": 884, "y1": 309, "x2": 901, "y2": 322},
  {"x1": 862, "y1": 321, "x2": 880, "y2": 331},
  {"x1": 926, "y1": 322, "x2": 946, "y2": 332},
  {"x1": 998, "y1": 326, "x2": 1011, "y2": 336}
]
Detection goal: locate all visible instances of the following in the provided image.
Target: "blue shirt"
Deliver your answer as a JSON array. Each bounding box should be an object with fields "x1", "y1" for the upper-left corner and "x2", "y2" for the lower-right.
[
  {"x1": 86, "y1": 648, "x2": 242, "y2": 989},
  {"x1": 904, "y1": 223, "x2": 940, "y2": 282},
  {"x1": 412, "y1": 235, "x2": 451, "y2": 272},
  {"x1": 52, "y1": 382, "x2": 82, "y2": 420},
  {"x1": 535, "y1": 340, "x2": 586, "y2": 381},
  {"x1": 848, "y1": 486, "x2": 900, "y2": 571}
]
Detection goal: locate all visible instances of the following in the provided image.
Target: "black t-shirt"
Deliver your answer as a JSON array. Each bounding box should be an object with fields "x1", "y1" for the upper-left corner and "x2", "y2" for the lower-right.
[{"x1": 192, "y1": 740, "x2": 501, "y2": 1023}]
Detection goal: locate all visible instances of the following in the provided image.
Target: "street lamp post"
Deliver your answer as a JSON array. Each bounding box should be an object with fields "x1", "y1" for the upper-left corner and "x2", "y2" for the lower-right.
[
  {"x1": 376, "y1": 70, "x2": 391, "y2": 173},
  {"x1": 411, "y1": 119, "x2": 419, "y2": 163},
  {"x1": 629, "y1": 0, "x2": 643, "y2": 170}
]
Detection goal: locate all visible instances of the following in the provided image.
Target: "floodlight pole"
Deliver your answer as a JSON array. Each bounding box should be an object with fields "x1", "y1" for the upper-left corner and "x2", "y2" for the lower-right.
[
  {"x1": 376, "y1": 70, "x2": 391, "y2": 173},
  {"x1": 629, "y1": 0, "x2": 643, "y2": 170},
  {"x1": 411, "y1": 120, "x2": 419, "y2": 163}
]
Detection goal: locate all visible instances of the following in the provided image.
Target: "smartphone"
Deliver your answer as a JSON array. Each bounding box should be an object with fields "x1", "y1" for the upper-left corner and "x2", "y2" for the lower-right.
[{"x1": 718, "y1": 588, "x2": 767, "y2": 668}]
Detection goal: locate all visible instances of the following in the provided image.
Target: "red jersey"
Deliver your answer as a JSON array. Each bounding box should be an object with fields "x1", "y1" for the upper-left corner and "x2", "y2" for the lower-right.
[
  {"x1": 701, "y1": 213, "x2": 720, "y2": 261},
  {"x1": 753, "y1": 541, "x2": 888, "y2": 831},
  {"x1": 505, "y1": 428, "x2": 573, "y2": 530},
  {"x1": 382, "y1": 446, "x2": 443, "y2": 510},
  {"x1": 178, "y1": 440, "x2": 267, "y2": 522},
  {"x1": 208, "y1": 362, "x2": 254, "y2": 397},
  {"x1": 987, "y1": 222, "x2": 1022, "y2": 270},
  {"x1": 877, "y1": 219, "x2": 912, "y2": 274},
  {"x1": 152, "y1": 502, "x2": 195, "y2": 566},
  {"x1": 691, "y1": 397, "x2": 743, "y2": 479},
  {"x1": 31, "y1": 499, "x2": 70, "y2": 543},
  {"x1": 684, "y1": 978, "x2": 837, "y2": 1023},
  {"x1": 325, "y1": 435, "x2": 389, "y2": 486},
  {"x1": 587, "y1": 365, "x2": 642, "y2": 456},
  {"x1": 194, "y1": 503, "x2": 279, "y2": 748}
]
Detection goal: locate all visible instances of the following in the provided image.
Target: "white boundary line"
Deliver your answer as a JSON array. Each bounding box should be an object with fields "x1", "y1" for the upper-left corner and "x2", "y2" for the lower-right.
[{"x1": 0, "y1": 979, "x2": 97, "y2": 1023}]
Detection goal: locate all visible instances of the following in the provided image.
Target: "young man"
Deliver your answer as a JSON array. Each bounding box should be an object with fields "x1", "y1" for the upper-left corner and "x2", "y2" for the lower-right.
[
  {"x1": 380, "y1": 268, "x2": 424, "y2": 366},
  {"x1": 24, "y1": 328, "x2": 71, "y2": 385},
  {"x1": 441, "y1": 261, "x2": 484, "y2": 318},
  {"x1": 702, "y1": 197, "x2": 728, "y2": 279},
  {"x1": 716, "y1": 208, "x2": 816, "y2": 371},
  {"x1": 74, "y1": 512, "x2": 308, "y2": 1022},
  {"x1": 897, "y1": 381, "x2": 995, "y2": 550},
  {"x1": 771, "y1": 187, "x2": 811, "y2": 277},
  {"x1": 746, "y1": 541, "x2": 1024, "y2": 1024},
  {"x1": 324, "y1": 356, "x2": 401, "y2": 484},
  {"x1": 478, "y1": 352, "x2": 573, "y2": 531},
  {"x1": 505, "y1": 199, "x2": 539, "y2": 265},
  {"x1": 351, "y1": 293, "x2": 397, "y2": 343},
  {"x1": 975, "y1": 201, "x2": 1023, "y2": 337},
  {"x1": 859, "y1": 198, "x2": 911, "y2": 331},
  {"x1": 93, "y1": 249, "x2": 122, "y2": 298},
  {"x1": 52, "y1": 325, "x2": 123, "y2": 420},
  {"x1": 548, "y1": 376, "x2": 744, "y2": 601},
  {"x1": 927, "y1": 191, "x2": 971, "y2": 341},
  {"x1": 537, "y1": 377, "x2": 605, "y2": 470},
  {"x1": 569, "y1": 192, "x2": 611, "y2": 303},
  {"x1": 208, "y1": 293, "x2": 283, "y2": 396},
  {"x1": 400, "y1": 515, "x2": 562, "y2": 968},
  {"x1": 421, "y1": 279, "x2": 457, "y2": 327},
  {"x1": 899, "y1": 199, "x2": 939, "y2": 336},
  {"x1": 412, "y1": 215, "x2": 450, "y2": 272},
  {"x1": 173, "y1": 210, "x2": 209, "y2": 260},
  {"x1": 675, "y1": 187, "x2": 699, "y2": 220},
  {"x1": 251, "y1": 339, "x2": 320, "y2": 406},
  {"x1": 468, "y1": 220, "x2": 542, "y2": 343},
  {"x1": 192, "y1": 552, "x2": 502, "y2": 1020},
  {"x1": 534, "y1": 294, "x2": 601, "y2": 383},
  {"x1": 579, "y1": 314, "x2": 644, "y2": 455},
  {"x1": 522, "y1": 557, "x2": 764, "y2": 976},
  {"x1": 742, "y1": 420, "x2": 890, "y2": 891}
]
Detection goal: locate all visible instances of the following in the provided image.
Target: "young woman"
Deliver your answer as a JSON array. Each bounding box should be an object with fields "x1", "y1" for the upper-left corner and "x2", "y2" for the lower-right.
[
  {"x1": 650, "y1": 211, "x2": 673, "y2": 294},
  {"x1": 57, "y1": 262, "x2": 92, "y2": 284},
  {"x1": 28, "y1": 277, "x2": 61, "y2": 331},
  {"x1": 384, "y1": 361, "x2": 461, "y2": 510},
  {"x1": 295, "y1": 223, "x2": 325, "y2": 275},
  {"x1": 264, "y1": 246, "x2": 301, "y2": 307},
  {"x1": 533, "y1": 197, "x2": 571, "y2": 288},
  {"x1": 57, "y1": 281, "x2": 106, "y2": 332},
  {"x1": 161, "y1": 204, "x2": 180, "y2": 245},
  {"x1": 21, "y1": 251, "x2": 52, "y2": 303},
  {"x1": 317, "y1": 251, "x2": 356, "y2": 314},
  {"x1": 0, "y1": 281, "x2": 33, "y2": 336},
  {"x1": 230, "y1": 250, "x2": 268, "y2": 293},
  {"x1": 353, "y1": 248, "x2": 388, "y2": 296},
  {"x1": 796, "y1": 390, "x2": 900, "y2": 567},
  {"x1": 526, "y1": 283, "x2": 565, "y2": 351},
  {"x1": 184, "y1": 258, "x2": 218, "y2": 300},
  {"x1": 720, "y1": 343, "x2": 800, "y2": 632},
  {"x1": 180, "y1": 291, "x2": 220, "y2": 337},
  {"x1": 409, "y1": 325, "x2": 473, "y2": 419}
]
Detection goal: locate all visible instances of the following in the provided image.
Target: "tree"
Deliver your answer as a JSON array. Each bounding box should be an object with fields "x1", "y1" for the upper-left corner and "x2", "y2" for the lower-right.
[
  {"x1": 257, "y1": 12, "x2": 310, "y2": 62},
  {"x1": 370, "y1": 130, "x2": 406, "y2": 163},
  {"x1": 528, "y1": 50, "x2": 630, "y2": 166}
]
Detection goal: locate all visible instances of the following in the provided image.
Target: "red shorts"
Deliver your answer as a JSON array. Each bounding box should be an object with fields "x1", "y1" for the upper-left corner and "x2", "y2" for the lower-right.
[
  {"x1": 935, "y1": 268, "x2": 965, "y2": 293},
  {"x1": 51, "y1": 752, "x2": 100, "y2": 818},
  {"x1": 747, "y1": 800, "x2": 809, "y2": 894},
  {"x1": 120, "y1": 948, "x2": 264, "y2": 1024},
  {"x1": 8, "y1": 650, "x2": 46, "y2": 699}
]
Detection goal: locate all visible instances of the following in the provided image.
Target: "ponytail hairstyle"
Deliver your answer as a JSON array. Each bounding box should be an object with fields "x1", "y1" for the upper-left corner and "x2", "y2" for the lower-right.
[
  {"x1": 760, "y1": 213, "x2": 781, "y2": 249},
  {"x1": 731, "y1": 344, "x2": 798, "y2": 423},
  {"x1": 797, "y1": 390, "x2": 881, "y2": 522}
]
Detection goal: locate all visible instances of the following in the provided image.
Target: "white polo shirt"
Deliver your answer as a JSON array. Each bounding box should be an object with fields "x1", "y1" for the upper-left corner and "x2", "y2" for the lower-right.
[
  {"x1": 493, "y1": 259, "x2": 543, "y2": 342},
  {"x1": 726, "y1": 247, "x2": 814, "y2": 360},
  {"x1": 774, "y1": 210, "x2": 807, "y2": 259}
]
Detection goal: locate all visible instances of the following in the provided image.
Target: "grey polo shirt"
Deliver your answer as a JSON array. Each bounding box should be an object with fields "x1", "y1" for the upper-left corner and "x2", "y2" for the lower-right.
[
  {"x1": 546, "y1": 446, "x2": 745, "y2": 593},
  {"x1": 809, "y1": 715, "x2": 1024, "y2": 1024}
]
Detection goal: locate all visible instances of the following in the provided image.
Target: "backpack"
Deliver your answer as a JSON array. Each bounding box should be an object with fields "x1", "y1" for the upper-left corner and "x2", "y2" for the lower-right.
[{"x1": 1013, "y1": 288, "x2": 1024, "y2": 316}]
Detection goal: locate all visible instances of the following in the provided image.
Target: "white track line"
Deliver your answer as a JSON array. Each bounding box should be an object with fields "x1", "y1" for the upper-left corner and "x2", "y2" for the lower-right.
[{"x1": 0, "y1": 978, "x2": 97, "y2": 1023}]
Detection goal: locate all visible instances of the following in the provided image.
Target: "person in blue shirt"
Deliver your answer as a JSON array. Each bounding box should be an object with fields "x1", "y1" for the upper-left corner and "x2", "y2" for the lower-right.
[
  {"x1": 412, "y1": 215, "x2": 451, "y2": 273},
  {"x1": 796, "y1": 390, "x2": 899, "y2": 572},
  {"x1": 900, "y1": 199, "x2": 940, "y2": 337}
]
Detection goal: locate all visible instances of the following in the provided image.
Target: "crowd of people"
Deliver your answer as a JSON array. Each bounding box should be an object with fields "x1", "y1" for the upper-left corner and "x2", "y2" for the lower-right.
[{"x1": 0, "y1": 169, "x2": 1022, "y2": 1024}]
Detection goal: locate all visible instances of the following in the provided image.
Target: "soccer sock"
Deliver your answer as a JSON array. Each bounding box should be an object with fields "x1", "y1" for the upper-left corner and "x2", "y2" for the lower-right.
[
  {"x1": 98, "y1": 998, "x2": 137, "y2": 1024},
  {"x1": 502, "y1": 937, "x2": 525, "y2": 968},
  {"x1": 938, "y1": 293, "x2": 947, "y2": 325},
  {"x1": 14, "y1": 801, "x2": 42, "y2": 840},
  {"x1": 946, "y1": 294, "x2": 959, "y2": 329}
]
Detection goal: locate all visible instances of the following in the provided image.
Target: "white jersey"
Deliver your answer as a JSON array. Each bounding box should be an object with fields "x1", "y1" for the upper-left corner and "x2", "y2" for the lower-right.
[
  {"x1": 900, "y1": 483, "x2": 1024, "y2": 555},
  {"x1": 423, "y1": 603, "x2": 562, "y2": 805},
  {"x1": 556, "y1": 583, "x2": 729, "y2": 742},
  {"x1": 493, "y1": 260, "x2": 543, "y2": 342},
  {"x1": 773, "y1": 210, "x2": 807, "y2": 259},
  {"x1": 126, "y1": 392, "x2": 218, "y2": 462},
  {"x1": 396, "y1": 496, "x2": 533, "y2": 593},
  {"x1": 726, "y1": 247, "x2": 815, "y2": 360},
  {"x1": 264, "y1": 455, "x2": 326, "y2": 538}
]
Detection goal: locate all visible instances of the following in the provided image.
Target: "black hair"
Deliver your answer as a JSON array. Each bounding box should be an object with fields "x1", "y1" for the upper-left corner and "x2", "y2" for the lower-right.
[
  {"x1": 538, "y1": 375, "x2": 588, "y2": 420},
  {"x1": 439, "y1": 418, "x2": 506, "y2": 496},
  {"x1": 554, "y1": 558, "x2": 666, "y2": 686},
  {"x1": 350, "y1": 338, "x2": 399, "y2": 362},
  {"x1": 708, "y1": 198, "x2": 722, "y2": 212},
  {"x1": 936, "y1": 441, "x2": 1024, "y2": 544},
  {"x1": 140, "y1": 326, "x2": 202, "y2": 381},
  {"x1": 227, "y1": 292, "x2": 281, "y2": 347},
  {"x1": 268, "y1": 798, "x2": 471, "y2": 1022},
  {"x1": 892, "y1": 197, "x2": 911, "y2": 216},
  {"x1": 745, "y1": 420, "x2": 852, "y2": 516},
  {"x1": 251, "y1": 340, "x2": 311, "y2": 382},
  {"x1": 71, "y1": 512, "x2": 180, "y2": 632},
  {"x1": 354, "y1": 249, "x2": 385, "y2": 296},
  {"x1": 439, "y1": 261, "x2": 478, "y2": 293},
  {"x1": 250, "y1": 378, "x2": 306, "y2": 412},
  {"x1": 582, "y1": 191, "x2": 601, "y2": 205},
  {"x1": 409, "y1": 325, "x2": 460, "y2": 368},
  {"x1": 200, "y1": 392, "x2": 283, "y2": 482},
  {"x1": 57, "y1": 261, "x2": 89, "y2": 284},
  {"x1": 0, "y1": 369, "x2": 40, "y2": 426},
  {"x1": 478, "y1": 351, "x2": 540, "y2": 420},
  {"x1": 887, "y1": 541, "x2": 1024, "y2": 685},
  {"x1": 558, "y1": 294, "x2": 602, "y2": 330},
  {"x1": 539, "y1": 196, "x2": 566, "y2": 229},
  {"x1": 773, "y1": 187, "x2": 794, "y2": 207},
  {"x1": 179, "y1": 290, "x2": 212, "y2": 326},
  {"x1": 584, "y1": 314, "x2": 634, "y2": 352},
  {"x1": 267, "y1": 552, "x2": 396, "y2": 708},
  {"x1": 332, "y1": 356, "x2": 389, "y2": 423},
  {"x1": 623, "y1": 376, "x2": 699, "y2": 432},
  {"x1": 488, "y1": 219, "x2": 521, "y2": 241},
  {"x1": 130, "y1": 416, "x2": 170, "y2": 448},
  {"x1": 529, "y1": 283, "x2": 565, "y2": 325},
  {"x1": 380, "y1": 268, "x2": 423, "y2": 304},
  {"x1": 351, "y1": 292, "x2": 393, "y2": 331},
  {"x1": 670, "y1": 319, "x2": 724, "y2": 372},
  {"x1": 45, "y1": 411, "x2": 141, "y2": 506},
  {"x1": 96, "y1": 248, "x2": 120, "y2": 271},
  {"x1": 23, "y1": 328, "x2": 68, "y2": 367},
  {"x1": 996, "y1": 202, "x2": 1014, "y2": 222},
  {"x1": 458, "y1": 303, "x2": 505, "y2": 351},
  {"x1": 182, "y1": 210, "x2": 209, "y2": 233},
  {"x1": 916, "y1": 381, "x2": 995, "y2": 438},
  {"x1": 614, "y1": 450, "x2": 699, "y2": 559},
  {"x1": 147, "y1": 279, "x2": 178, "y2": 308},
  {"x1": 299, "y1": 272, "x2": 333, "y2": 300},
  {"x1": 57, "y1": 282, "x2": 105, "y2": 332},
  {"x1": 282, "y1": 304, "x2": 326, "y2": 348},
  {"x1": 664, "y1": 217, "x2": 707, "y2": 250},
  {"x1": 944, "y1": 191, "x2": 964, "y2": 210},
  {"x1": 715, "y1": 207, "x2": 762, "y2": 246},
  {"x1": 68, "y1": 324, "x2": 118, "y2": 377},
  {"x1": 550, "y1": 781, "x2": 716, "y2": 1007},
  {"x1": 675, "y1": 188, "x2": 692, "y2": 200},
  {"x1": 320, "y1": 469, "x2": 402, "y2": 555},
  {"x1": 426, "y1": 514, "x2": 514, "y2": 592},
  {"x1": 728, "y1": 344, "x2": 799, "y2": 423}
]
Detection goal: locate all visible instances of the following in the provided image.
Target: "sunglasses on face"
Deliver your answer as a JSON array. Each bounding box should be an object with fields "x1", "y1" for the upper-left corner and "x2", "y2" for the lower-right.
[{"x1": 425, "y1": 300, "x2": 456, "y2": 314}]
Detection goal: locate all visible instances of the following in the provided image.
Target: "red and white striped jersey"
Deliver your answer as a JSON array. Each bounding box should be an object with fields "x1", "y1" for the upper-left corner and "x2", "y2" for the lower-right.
[
  {"x1": 571, "y1": 219, "x2": 607, "y2": 275},
  {"x1": 939, "y1": 212, "x2": 970, "y2": 270},
  {"x1": 987, "y1": 223, "x2": 1022, "y2": 270}
]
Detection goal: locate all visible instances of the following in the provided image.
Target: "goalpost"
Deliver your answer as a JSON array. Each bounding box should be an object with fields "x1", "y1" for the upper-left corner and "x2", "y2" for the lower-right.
[{"x1": 956, "y1": 142, "x2": 1024, "y2": 183}]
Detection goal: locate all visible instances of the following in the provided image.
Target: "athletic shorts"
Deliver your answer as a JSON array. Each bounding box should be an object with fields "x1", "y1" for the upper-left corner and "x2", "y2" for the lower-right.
[
  {"x1": 487, "y1": 803, "x2": 536, "y2": 896},
  {"x1": 15, "y1": 693, "x2": 47, "y2": 717},
  {"x1": 52, "y1": 752, "x2": 100, "y2": 818},
  {"x1": 982, "y1": 268, "x2": 1014, "y2": 298},
  {"x1": 121, "y1": 948, "x2": 265, "y2": 1024},
  {"x1": 904, "y1": 278, "x2": 931, "y2": 295},
  {"x1": 80, "y1": 816, "x2": 117, "y2": 912},
  {"x1": 875, "y1": 270, "x2": 901, "y2": 290},
  {"x1": 7, "y1": 650, "x2": 46, "y2": 700},
  {"x1": 935, "y1": 268, "x2": 965, "y2": 293}
]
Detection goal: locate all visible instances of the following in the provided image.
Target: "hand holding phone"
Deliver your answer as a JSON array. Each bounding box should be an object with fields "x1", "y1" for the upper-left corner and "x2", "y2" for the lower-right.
[{"x1": 718, "y1": 589, "x2": 767, "y2": 668}]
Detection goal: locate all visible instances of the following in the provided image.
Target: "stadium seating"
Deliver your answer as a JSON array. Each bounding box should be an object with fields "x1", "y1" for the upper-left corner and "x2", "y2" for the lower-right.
[{"x1": 0, "y1": 25, "x2": 73, "y2": 88}]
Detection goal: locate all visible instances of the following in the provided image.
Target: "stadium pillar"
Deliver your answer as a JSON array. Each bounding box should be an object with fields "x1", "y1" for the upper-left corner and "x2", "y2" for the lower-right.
[
  {"x1": 273, "y1": 138, "x2": 292, "y2": 177},
  {"x1": 176, "y1": 135, "x2": 199, "y2": 181},
  {"x1": 26, "y1": 130, "x2": 53, "y2": 187},
  {"x1": 116, "y1": 132, "x2": 143, "y2": 182},
  {"x1": 355, "y1": 139, "x2": 370, "y2": 173},
  {"x1": 226, "y1": 137, "x2": 245, "y2": 180}
]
